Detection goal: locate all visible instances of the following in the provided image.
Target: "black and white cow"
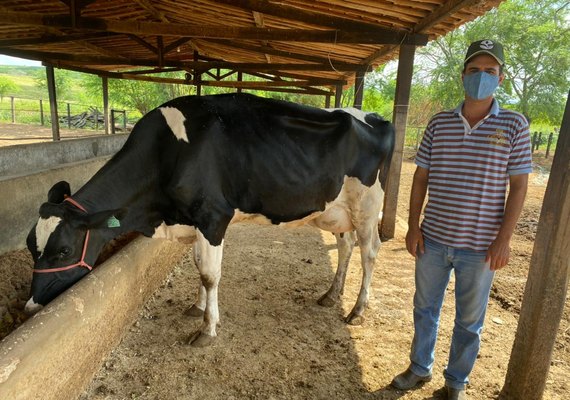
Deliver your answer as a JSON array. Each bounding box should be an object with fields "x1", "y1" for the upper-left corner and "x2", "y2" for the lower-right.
[{"x1": 25, "y1": 93, "x2": 394, "y2": 346}]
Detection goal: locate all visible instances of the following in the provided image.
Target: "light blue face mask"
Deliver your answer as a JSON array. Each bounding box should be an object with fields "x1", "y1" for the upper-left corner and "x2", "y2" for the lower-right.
[{"x1": 463, "y1": 71, "x2": 500, "y2": 100}]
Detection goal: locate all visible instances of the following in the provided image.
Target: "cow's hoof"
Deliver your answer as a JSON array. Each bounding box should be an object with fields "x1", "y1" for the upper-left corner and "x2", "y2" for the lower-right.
[
  {"x1": 184, "y1": 304, "x2": 205, "y2": 318},
  {"x1": 317, "y1": 294, "x2": 336, "y2": 308},
  {"x1": 345, "y1": 313, "x2": 365, "y2": 326},
  {"x1": 188, "y1": 330, "x2": 216, "y2": 347}
]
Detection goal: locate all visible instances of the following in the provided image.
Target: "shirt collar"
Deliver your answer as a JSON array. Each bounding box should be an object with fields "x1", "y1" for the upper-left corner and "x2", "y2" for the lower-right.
[
  {"x1": 454, "y1": 98, "x2": 500, "y2": 117},
  {"x1": 454, "y1": 99, "x2": 500, "y2": 136}
]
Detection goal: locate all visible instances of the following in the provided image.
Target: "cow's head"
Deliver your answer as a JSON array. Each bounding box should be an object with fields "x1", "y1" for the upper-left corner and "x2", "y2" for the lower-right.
[{"x1": 25, "y1": 181, "x2": 123, "y2": 314}]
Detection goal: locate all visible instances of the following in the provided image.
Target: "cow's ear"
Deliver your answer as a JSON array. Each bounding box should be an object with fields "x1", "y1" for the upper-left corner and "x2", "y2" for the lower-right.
[
  {"x1": 39, "y1": 202, "x2": 65, "y2": 218},
  {"x1": 47, "y1": 181, "x2": 71, "y2": 204},
  {"x1": 80, "y1": 208, "x2": 126, "y2": 229}
]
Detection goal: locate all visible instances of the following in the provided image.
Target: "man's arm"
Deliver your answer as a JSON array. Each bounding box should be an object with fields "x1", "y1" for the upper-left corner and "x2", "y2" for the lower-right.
[
  {"x1": 406, "y1": 166, "x2": 429, "y2": 257},
  {"x1": 486, "y1": 173, "x2": 529, "y2": 270}
]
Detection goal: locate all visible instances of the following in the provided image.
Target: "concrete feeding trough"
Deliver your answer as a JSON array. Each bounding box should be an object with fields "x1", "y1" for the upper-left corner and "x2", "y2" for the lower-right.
[{"x1": 0, "y1": 237, "x2": 187, "y2": 400}]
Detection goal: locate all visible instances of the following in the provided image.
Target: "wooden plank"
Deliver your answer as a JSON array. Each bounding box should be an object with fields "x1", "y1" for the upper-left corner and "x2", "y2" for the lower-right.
[
  {"x1": 501, "y1": 90, "x2": 570, "y2": 399},
  {"x1": 45, "y1": 64, "x2": 60, "y2": 141},
  {"x1": 381, "y1": 44, "x2": 416, "y2": 240},
  {"x1": 362, "y1": 0, "x2": 479, "y2": 66},
  {"x1": 0, "y1": 11, "x2": 428, "y2": 45},
  {"x1": 217, "y1": 0, "x2": 428, "y2": 37}
]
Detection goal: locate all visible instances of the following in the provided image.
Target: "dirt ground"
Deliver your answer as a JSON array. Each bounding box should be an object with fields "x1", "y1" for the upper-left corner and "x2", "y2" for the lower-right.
[
  {"x1": 0, "y1": 124, "x2": 568, "y2": 399},
  {"x1": 0, "y1": 123, "x2": 117, "y2": 147}
]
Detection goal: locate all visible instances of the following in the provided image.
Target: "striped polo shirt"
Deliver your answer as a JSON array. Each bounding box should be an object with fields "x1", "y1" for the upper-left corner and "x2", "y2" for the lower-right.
[{"x1": 415, "y1": 99, "x2": 532, "y2": 251}]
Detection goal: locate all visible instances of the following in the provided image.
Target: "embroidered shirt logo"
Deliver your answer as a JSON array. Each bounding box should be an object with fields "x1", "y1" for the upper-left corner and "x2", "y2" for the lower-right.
[{"x1": 489, "y1": 129, "x2": 508, "y2": 146}]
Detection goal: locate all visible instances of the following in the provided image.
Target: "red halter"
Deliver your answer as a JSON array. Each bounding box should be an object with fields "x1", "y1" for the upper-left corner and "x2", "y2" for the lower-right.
[{"x1": 33, "y1": 197, "x2": 93, "y2": 274}]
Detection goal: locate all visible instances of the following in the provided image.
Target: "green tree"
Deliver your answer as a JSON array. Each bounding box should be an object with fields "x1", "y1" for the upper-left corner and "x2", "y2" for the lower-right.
[
  {"x1": 0, "y1": 76, "x2": 18, "y2": 101},
  {"x1": 467, "y1": 0, "x2": 569, "y2": 124},
  {"x1": 34, "y1": 68, "x2": 73, "y2": 100},
  {"x1": 414, "y1": 0, "x2": 569, "y2": 125}
]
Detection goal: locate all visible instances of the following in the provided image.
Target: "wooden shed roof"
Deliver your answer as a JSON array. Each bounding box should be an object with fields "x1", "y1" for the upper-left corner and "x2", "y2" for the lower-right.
[{"x1": 0, "y1": 0, "x2": 503, "y2": 94}]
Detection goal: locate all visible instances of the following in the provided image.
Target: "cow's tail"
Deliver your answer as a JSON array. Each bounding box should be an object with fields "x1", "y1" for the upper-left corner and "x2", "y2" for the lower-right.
[{"x1": 365, "y1": 113, "x2": 395, "y2": 190}]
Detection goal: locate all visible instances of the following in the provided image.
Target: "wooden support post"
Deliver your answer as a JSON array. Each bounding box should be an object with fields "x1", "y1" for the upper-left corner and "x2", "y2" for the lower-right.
[
  {"x1": 39, "y1": 99, "x2": 44, "y2": 126},
  {"x1": 110, "y1": 109, "x2": 116, "y2": 134},
  {"x1": 10, "y1": 96, "x2": 15, "y2": 123},
  {"x1": 102, "y1": 76, "x2": 109, "y2": 134},
  {"x1": 66, "y1": 103, "x2": 71, "y2": 129},
  {"x1": 122, "y1": 110, "x2": 126, "y2": 131},
  {"x1": 353, "y1": 68, "x2": 366, "y2": 110},
  {"x1": 380, "y1": 44, "x2": 416, "y2": 240},
  {"x1": 546, "y1": 132, "x2": 554, "y2": 159},
  {"x1": 194, "y1": 51, "x2": 202, "y2": 96},
  {"x1": 46, "y1": 65, "x2": 60, "y2": 141},
  {"x1": 325, "y1": 94, "x2": 331, "y2": 108},
  {"x1": 501, "y1": 90, "x2": 570, "y2": 399},
  {"x1": 237, "y1": 71, "x2": 243, "y2": 94},
  {"x1": 334, "y1": 84, "x2": 343, "y2": 108}
]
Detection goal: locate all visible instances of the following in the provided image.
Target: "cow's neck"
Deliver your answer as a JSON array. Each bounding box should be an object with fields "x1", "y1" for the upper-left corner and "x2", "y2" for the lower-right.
[{"x1": 72, "y1": 132, "x2": 166, "y2": 237}]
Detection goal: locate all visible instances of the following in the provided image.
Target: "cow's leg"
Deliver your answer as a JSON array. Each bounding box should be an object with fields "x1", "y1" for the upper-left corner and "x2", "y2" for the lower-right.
[
  {"x1": 345, "y1": 180, "x2": 384, "y2": 325},
  {"x1": 185, "y1": 242, "x2": 206, "y2": 318},
  {"x1": 317, "y1": 231, "x2": 356, "y2": 307},
  {"x1": 188, "y1": 230, "x2": 224, "y2": 347},
  {"x1": 346, "y1": 223, "x2": 380, "y2": 325}
]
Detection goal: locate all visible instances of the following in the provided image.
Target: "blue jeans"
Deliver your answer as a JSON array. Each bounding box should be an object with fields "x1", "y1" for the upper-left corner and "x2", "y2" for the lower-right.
[{"x1": 409, "y1": 237, "x2": 495, "y2": 390}]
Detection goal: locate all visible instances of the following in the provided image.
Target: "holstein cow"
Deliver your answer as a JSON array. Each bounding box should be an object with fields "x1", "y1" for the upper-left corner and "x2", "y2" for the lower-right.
[{"x1": 25, "y1": 93, "x2": 394, "y2": 346}]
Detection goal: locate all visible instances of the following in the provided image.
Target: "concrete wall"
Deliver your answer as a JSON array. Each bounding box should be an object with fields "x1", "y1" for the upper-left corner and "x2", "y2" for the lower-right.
[
  {"x1": 0, "y1": 134, "x2": 128, "y2": 254},
  {"x1": 0, "y1": 157, "x2": 111, "y2": 254},
  {"x1": 0, "y1": 237, "x2": 188, "y2": 400},
  {"x1": 0, "y1": 134, "x2": 127, "y2": 178}
]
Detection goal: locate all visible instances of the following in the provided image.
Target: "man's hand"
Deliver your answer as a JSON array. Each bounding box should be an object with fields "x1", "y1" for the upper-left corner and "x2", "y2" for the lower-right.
[
  {"x1": 486, "y1": 237, "x2": 511, "y2": 270},
  {"x1": 406, "y1": 226, "x2": 425, "y2": 258}
]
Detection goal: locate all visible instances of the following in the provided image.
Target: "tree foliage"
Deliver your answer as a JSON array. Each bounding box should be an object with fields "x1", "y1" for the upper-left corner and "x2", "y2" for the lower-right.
[
  {"x1": 411, "y1": 0, "x2": 569, "y2": 125},
  {"x1": 0, "y1": 76, "x2": 18, "y2": 101}
]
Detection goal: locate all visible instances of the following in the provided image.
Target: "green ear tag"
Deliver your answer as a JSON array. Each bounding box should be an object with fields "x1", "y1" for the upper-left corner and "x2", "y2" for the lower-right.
[{"x1": 107, "y1": 216, "x2": 121, "y2": 228}]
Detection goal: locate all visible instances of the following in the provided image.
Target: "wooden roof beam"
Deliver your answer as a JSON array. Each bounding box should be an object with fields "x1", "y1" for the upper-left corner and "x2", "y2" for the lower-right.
[
  {"x1": 0, "y1": 32, "x2": 116, "y2": 47},
  {"x1": 0, "y1": 11, "x2": 429, "y2": 45},
  {"x1": 0, "y1": 47, "x2": 367, "y2": 72},
  {"x1": 48, "y1": 62, "x2": 334, "y2": 95},
  {"x1": 208, "y1": 39, "x2": 351, "y2": 66}
]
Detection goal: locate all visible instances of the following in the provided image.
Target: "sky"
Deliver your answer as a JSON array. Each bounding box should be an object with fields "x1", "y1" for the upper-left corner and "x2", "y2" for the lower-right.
[{"x1": 0, "y1": 55, "x2": 41, "y2": 67}]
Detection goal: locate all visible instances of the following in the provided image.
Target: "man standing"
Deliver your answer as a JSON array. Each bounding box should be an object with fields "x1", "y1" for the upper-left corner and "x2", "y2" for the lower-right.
[{"x1": 391, "y1": 40, "x2": 532, "y2": 399}]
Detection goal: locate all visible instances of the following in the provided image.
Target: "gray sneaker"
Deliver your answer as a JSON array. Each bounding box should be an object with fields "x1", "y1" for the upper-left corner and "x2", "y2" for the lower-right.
[
  {"x1": 446, "y1": 386, "x2": 467, "y2": 400},
  {"x1": 390, "y1": 367, "x2": 432, "y2": 390}
]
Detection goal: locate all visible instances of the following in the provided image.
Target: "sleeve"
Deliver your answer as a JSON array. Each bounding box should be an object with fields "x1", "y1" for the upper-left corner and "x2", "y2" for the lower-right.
[
  {"x1": 508, "y1": 116, "x2": 533, "y2": 175},
  {"x1": 414, "y1": 119, "x2": 435, "y2": 169}
]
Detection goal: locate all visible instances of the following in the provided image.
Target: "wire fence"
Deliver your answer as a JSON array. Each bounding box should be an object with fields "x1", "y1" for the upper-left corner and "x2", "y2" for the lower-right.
[
  {"x1": 0, "y1": 96, "x2": 138, "y2": 133},
  {"x1": 0, "y1": 96, "x2": 560, "y2": 158}
]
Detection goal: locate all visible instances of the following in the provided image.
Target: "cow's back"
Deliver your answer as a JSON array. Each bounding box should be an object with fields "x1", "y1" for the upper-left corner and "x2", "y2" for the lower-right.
[{"x1": 154, "y1": 94, "x2": 393, "y2": 236}]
